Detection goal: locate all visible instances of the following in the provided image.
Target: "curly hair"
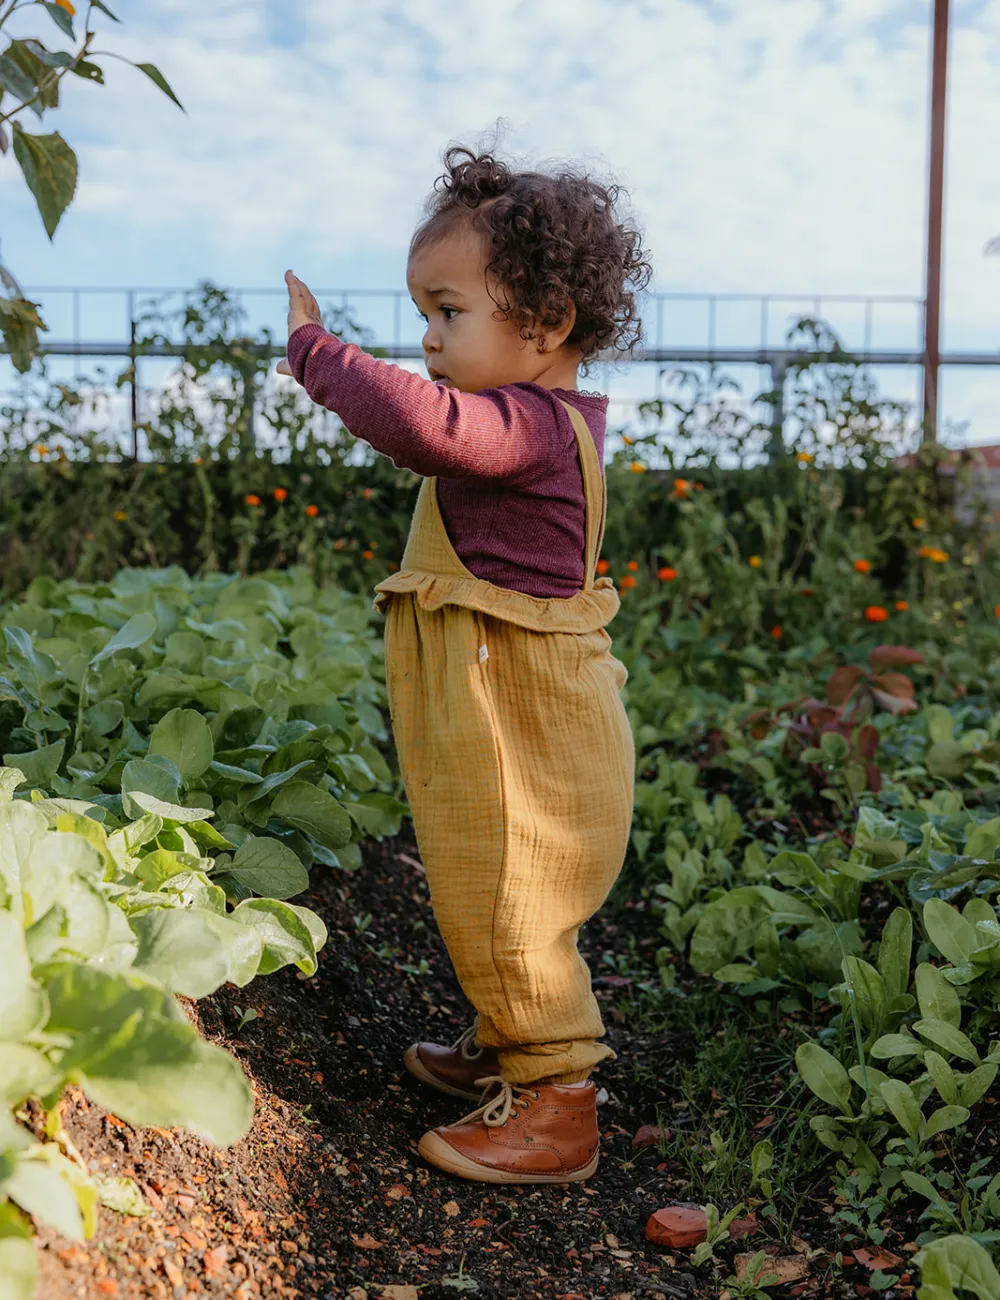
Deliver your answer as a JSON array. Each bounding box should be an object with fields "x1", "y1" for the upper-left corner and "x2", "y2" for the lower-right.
[{"x1": 409, "y1": 143, "x2": 653, "y2": 372}]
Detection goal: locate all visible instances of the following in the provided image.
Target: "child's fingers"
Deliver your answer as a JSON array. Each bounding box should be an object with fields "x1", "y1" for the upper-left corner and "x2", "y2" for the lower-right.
[{"x1": 276, "y1": 357, "x2": 293, "y2": 377}]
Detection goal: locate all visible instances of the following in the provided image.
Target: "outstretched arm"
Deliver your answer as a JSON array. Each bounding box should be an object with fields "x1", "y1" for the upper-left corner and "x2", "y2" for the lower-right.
[{"x1": 277, "y1": 271, "x2": 559, "y2": 483}]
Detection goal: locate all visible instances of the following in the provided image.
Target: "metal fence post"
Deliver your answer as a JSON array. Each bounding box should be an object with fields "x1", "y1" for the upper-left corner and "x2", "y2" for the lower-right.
[
  {"x1": 766, "y1": 357, "x2": 788, "y2": 462},
  {"x1": 128, "y1": 291, "x2": 138, "y2": 461}
]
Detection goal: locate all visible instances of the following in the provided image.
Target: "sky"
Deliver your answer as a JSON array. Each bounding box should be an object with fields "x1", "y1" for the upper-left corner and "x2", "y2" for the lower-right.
[{"x1": 2, "y1": 0, "x2": 1000, "y2": 446}]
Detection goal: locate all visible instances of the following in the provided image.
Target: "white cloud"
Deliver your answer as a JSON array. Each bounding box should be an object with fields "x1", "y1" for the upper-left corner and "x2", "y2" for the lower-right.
[{"x1": 2, "y1": 0, "x2": 1000, "y2": 438}]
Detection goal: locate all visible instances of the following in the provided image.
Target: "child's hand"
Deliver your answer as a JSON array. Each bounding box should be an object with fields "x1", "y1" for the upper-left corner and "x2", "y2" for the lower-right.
[{"x1": 276, "y1": 270, "x2": 323, "y2": 377}]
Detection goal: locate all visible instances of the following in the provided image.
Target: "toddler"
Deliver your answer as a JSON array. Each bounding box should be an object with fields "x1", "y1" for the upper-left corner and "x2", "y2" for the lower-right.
[{"x1": 278, "y1": 143, "x2": 650, "y2": 1184}]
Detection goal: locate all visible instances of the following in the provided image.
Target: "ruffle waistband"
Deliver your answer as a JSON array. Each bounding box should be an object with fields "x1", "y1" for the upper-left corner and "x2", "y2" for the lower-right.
[{"x1": 372, "y1": 570, "x2": 621, "y2": 633}]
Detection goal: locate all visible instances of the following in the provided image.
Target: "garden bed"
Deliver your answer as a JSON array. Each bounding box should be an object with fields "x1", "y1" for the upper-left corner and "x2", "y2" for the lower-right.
[{"x1": 30, "y1": 826, "x2": 939, "y2": 1300}]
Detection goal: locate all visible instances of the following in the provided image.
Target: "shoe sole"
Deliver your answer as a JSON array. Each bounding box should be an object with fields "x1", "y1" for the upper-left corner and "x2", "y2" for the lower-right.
[
  {"x1": 417, "y1": 1131, "x2": 600, "y2": 1184},
  {"x1": 402, "y1": 1044, "x2": 488, "y2": 1103}
]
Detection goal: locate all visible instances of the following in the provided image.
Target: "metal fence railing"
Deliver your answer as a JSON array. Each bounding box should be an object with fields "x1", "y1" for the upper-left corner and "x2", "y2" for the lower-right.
[{"x1": 5, "y1": 284, "x2": 999, "y2": 455}]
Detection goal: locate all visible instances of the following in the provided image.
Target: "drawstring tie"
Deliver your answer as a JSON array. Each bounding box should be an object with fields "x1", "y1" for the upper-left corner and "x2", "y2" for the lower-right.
[{"x1": 454, "y1": 1076, "x2": 540, "y2": 1128}]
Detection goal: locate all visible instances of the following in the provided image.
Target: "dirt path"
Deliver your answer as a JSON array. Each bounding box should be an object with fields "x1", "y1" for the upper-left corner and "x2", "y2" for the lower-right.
[{"x1": 35, "y1": 831, "x2": 841, "y2": 1300}]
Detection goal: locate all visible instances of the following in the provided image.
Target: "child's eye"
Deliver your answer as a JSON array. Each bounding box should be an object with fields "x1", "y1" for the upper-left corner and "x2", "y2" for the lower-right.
[{"x1": 414, "y1": 307, "x2": 458, "y2": 322}]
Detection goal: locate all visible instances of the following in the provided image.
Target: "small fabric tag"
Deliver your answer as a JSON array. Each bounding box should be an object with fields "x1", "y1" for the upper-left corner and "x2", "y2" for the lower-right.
[{"x1": 478, "y1": 644, "x2": 489, "y2": 664}]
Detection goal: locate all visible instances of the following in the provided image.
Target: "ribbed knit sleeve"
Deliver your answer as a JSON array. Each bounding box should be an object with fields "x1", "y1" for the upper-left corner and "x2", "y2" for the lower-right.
[{"x1": 287, "y1": 322, "x2": 571, "y2": 484}]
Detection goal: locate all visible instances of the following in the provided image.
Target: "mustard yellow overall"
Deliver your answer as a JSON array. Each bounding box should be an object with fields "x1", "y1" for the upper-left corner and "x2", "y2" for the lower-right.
[{"x1": 372, "y1": 399, "x2": 635, "y2": 1085}]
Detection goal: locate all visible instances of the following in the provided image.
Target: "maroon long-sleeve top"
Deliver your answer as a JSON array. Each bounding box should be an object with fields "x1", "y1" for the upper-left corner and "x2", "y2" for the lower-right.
[{"x1": 287, "y1": 322, "x2": 608, "y2": 598}]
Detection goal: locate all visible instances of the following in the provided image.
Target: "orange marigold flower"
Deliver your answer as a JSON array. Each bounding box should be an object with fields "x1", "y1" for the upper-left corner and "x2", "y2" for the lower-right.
[
  {"x1": 919, "y1": 545, "x2": 933, "y2": 558},
  {"x1": 853, "y1": 559, "x2": 871, "y2": 574},
  {"x1": 622, "y1": 435, "x2": 635, "y2": 446},
  {"x1": 865, "y1": 605, "x2": 888, "y2": 623},
  {"x1": 305, "y1": 503, "x2": 319, "y2": 518},
  {"x1": 114, "y1": 511, "x2": 127, "y2": 522},
  {"x1": 273, "y1": 487, "x2": 288, "y2": 502},
  {"x1": 912, "y1": 517, "x2": 925, "y2": 528},
  {"x1": 673, "y1": 478, "x2": 692, "y2": 497},
  {"x1": 630, "y1": 461, "x2": 647, "y2": 474},
  {"x1": 995, "y1": 604, "x2": 1000, "y2": 618},
  {"x1": 799, "y1": 587, "x2": 815, "y2": 597},
  {"x1": 620, "y1": 575, "x2": 637, "y2": 589},
  {"x1": 796, "y1": 451, "x2": 814, "y2": 464},
  {"x1": 55, "y1": 0, "x2": 75, "y2": 13},
  {"x1": 363, "y1": 549, "x2": 374, "y2": 560},
  {"x1": 194, "y1": 456, "x2": 203, "y2": 466},
  {"x1": 245, "y1": 494, "x2": 261, "y2": 507},
  {"x1": 749, "y1": 555, "x2": 762, "y2": 568},
  {"x1": 929, "y1": 548, "x2": 948, "y2": 563},
  {"x1": 362, "y1": 487, "x2": 375, "y2": 499},
  {"x1": 658, "y1": 566, "x2": 677, "y2": 582},
  {"x1": 627, "y1": 560, "x2": 639, "y2": 572},
  {"x1": 334, "y1": 538, "x2": 346, "y2": 550},
  {"x1": 895, "y1": 600, "x2": 909, "y2": 612},
  {"x1": 596, "y1": 559, "x2": 610, "y2": 575},
  {"x1": 770, "y1": 625, "x2": 782, "y2": 639}
]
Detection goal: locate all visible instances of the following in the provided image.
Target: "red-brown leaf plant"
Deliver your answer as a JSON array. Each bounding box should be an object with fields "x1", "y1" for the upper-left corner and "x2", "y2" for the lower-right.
[{"x1": 743, "y1": 644, "x2": 924, "y2": 795}]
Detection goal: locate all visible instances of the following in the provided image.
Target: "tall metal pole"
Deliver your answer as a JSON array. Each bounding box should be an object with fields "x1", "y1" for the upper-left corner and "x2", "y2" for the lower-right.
[{"x1": 922, "y1": 0, "x2": 950, "y2": 439}]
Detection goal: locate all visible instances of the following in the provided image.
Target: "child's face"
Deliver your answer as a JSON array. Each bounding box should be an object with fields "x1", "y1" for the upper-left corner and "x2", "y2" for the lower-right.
[{"x1": 407, "y1": 223, "x2": 576, "y2": 394}]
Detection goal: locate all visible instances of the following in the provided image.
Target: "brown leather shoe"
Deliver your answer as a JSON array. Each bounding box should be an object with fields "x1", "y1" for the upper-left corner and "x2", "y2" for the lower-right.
[
  {"x1": 417, "y1": 1077, "x2": 600, "y2": 1184},
  {"x1": 403, "y1": 1018, "x2": 502, "y2": 1102}
]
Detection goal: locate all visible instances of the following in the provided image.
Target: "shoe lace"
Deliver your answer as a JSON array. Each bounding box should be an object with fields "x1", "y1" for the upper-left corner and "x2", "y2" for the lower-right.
[
  {"x1": 452, "y1": 1017, "x2": 484, "y2": 1061},
  {"x1": 454, "y1": 1076, "x2": 540, "y2": 1128}
]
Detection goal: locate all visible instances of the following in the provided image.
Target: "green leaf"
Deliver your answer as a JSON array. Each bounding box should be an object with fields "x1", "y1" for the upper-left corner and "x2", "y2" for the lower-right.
[
  {"x1": 870, "y1": 1032, "x2": 924, "y2": 1060},
  {"x1": 126, "y1": 791, "x2": 212, "y2": 824},
  {"x1": 68, "y1": 59, "x2": 104, "y2": 84},
  {"x1": 926, "y1": 742, "x2": 976, "y2": 780},
  {"x1": 915, "y1": 962, "x2": 962, "y2": 1027},
  {"x1": 750, "y1": 1139, "x2": 773, "y2": 1185},
  {"x1": 133, "y1": 61, "x2": 185, "y2": 111},
  {"x1": 795, "y1": 1042, "x2": 854, "y2": 1116},
  {"x1": 232, "y1": 897, "x2": 318, "y2": 976},
  {"x1": 0, "y1": 911, "x2": 46, "y2": 1041},
  {"x1": 11, "y1": 125, "x2": 78, "y2": 240},
  {"x1": 0, "y1": 1210, "x2": 37, "y2": 1300},
  {"x1": 148, "y1": 707, "x2": 214, "y2": 781},
  {"x1": 913, "y1": 1019, "x2": 981, "y2": 1065},
  {"x1": 924, "y1": 1104, "x2": 970, "y2": 1140},
  {"x1": 94, "y1": 1175, "x2": 151, "y2": 1217},
  {"x1": 41, "y1": 2, "x2": 75, "y2": 38},
  {"x1": 924, "y1": 1050, "x2": 961, "y2": 1105},
  {"x1": 924, "y1": 898, "x2": 980, "y2": 967},
  {"x1": 0, "y1": 54, "x2": 37, "y2": 105},
  {"x1": 712, "y1": 962, "x2": 759, "y2": 983},
  {"x1": 843, "y1": 956, "x2": 887, "y2": 1032},
  {"x1": 227, "y1": 835, "x2": 309, "y2": 901},
  {"x1": 129, "y1": 908, "x2": 231, "y2": 998},
  {"x1": 964, "y1": 817, "x2": 1000, "y2": 862},
  {"x1": 3, "y1": 738, "x2": 64, "y2": 788},
  {"x1": 90, "y1": 0, "x2": 121, "y2": 19},
  {"x1": 5, "y1": 1149, "x2": 85, "y2": 1240},
  {"x1": 961, "y1": 1062, "x2": 998, "y2": 1107},
  {"x1": 914, "y1": 1235, "x2": 1000, "y2": 1300},
  {"x1": 878, "y1": 1079, "x2": 923, "y2": 1142},
  {"x1": 925, "y1": 705, "x2": 955, "y2": 745},
  {"x1": 271, "y1": 780, "x2": 352, "y2": 851},
  {"x1": 0, "y1": 1044, "x2": 58, "y2": 1108},
  {"x1": 90, "y1": 611, "x2": 157, "y2": 667},
  {"x1": 877, "y1": 907, "x2": 912, "y2": 1002},
  {"x1": 62, "y1": 1010, "x2": 252, "y2": 1147}
]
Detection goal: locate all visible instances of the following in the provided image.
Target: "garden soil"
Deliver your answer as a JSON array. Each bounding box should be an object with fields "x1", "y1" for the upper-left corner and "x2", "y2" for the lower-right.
[{"x1": 33, "y1": 829, "x2": 918, "y2": 1300}]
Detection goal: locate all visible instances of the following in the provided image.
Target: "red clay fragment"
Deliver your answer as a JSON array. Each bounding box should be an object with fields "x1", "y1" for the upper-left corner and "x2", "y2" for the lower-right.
[
  {"x1": 632, "y1": 1124, "x2": 669, "y2": 1149},
  {"x1": 645, "y1": 1205, "x2": 708, "y2": 1249},
  {"x1": 729, "y1": 1214, "x2": 758, "y2": 1241}
]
